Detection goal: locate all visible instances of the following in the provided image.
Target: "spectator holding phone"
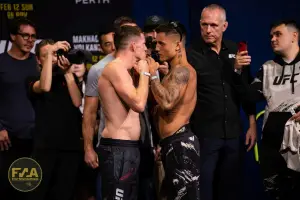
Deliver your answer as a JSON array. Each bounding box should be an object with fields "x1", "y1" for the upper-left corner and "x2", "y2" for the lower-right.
[{"x1": 187, "y1": 4, "x2": 257, "y2": 200}]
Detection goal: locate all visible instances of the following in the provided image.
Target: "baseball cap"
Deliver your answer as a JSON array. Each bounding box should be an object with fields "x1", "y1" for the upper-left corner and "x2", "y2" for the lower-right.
[{"x1": 144, "y1": 15, "x2": 166, "y2": 33}]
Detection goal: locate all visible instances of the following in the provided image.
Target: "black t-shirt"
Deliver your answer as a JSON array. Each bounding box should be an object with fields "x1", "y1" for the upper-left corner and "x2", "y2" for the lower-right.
[
  {"x1": 28, "y1": 68, "x2": 82, "y2": 150},
  {"x1": 0, "y1": 52, "x2": 39, "y2": 139}
]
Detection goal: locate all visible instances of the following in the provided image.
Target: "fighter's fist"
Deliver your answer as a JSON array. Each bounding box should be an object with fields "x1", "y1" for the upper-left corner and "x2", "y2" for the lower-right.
[
  {"x1": 136, "y1": 59, "x2": 149, "y2": 74},
  {"x1": 146, "y1": 57, "x2": 159, "y2": 75}
]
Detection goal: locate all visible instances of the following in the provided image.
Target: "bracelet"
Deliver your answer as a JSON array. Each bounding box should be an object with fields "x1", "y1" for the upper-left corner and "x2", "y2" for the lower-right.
[
  {"x1": 143, "y1": 72, "x2": 151, "y2": 77},
  {"x1": 151, "y1": 75, "x2": 158, "y2": 81}
]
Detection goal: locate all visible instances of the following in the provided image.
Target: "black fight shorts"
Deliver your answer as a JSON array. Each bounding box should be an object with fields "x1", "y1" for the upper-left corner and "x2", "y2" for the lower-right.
[
  {"x1": 160, "y1": 124, "x2": 201, "y2": 200},
  {"x1": 98, "y1": 138, "x2": 140, "y2": 200}
]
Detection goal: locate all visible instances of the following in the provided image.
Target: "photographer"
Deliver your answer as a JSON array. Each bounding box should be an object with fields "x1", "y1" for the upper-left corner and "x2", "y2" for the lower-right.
[
  {"x1": 27, "y1": 39, "x2": 83, "y2": 200},
  {"x1": 144, "y1": 15, "x2": 166, "y2": 44},
  {"x1": 144, "y1": 15, "x2": 168, "y2": 75}
]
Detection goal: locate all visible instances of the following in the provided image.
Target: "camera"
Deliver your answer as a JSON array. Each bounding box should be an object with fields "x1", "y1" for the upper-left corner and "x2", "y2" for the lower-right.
[{"x1": 56, "y1": 49, "x2": 92, "y2": 64}]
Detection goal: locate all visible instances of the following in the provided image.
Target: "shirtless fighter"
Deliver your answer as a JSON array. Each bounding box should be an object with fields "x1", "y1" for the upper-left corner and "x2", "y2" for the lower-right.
[
  {"x1": 97, "y1": 25, "x2": 152, "y2": 200},
  {"x1": 150, "y1": 22, "x2": 200, "y2": 199}
]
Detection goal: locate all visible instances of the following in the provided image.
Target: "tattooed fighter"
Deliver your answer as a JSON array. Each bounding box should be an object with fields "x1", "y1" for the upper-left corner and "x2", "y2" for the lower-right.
[{"x1": 149, "y1": 21, "x2": 200, "y2": 200}]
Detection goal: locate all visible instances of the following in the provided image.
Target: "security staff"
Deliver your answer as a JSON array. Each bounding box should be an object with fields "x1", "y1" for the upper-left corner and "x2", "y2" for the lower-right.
[{"x1": 187, "y1": 4, "x2": 256, "y2": 200}]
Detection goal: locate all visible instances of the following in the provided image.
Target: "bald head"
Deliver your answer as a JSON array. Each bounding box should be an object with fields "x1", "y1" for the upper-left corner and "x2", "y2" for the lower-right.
[
  {"x1": 200, "y1": 4, "x2": 228, "y2": 47},
  {"x1": 201, "y1": 4, "x2": 227, "y2": 22}
]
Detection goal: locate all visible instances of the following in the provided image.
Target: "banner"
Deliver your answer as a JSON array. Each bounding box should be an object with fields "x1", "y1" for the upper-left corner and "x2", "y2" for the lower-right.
[{"x1": 0, "y1": 0, "x2": 133, "y2": 67}]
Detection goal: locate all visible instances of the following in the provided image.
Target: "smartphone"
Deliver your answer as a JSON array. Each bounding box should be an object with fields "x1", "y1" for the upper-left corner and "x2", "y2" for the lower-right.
[{"x1": 238, "y1": 41, "x2": 248, "y2": 53}]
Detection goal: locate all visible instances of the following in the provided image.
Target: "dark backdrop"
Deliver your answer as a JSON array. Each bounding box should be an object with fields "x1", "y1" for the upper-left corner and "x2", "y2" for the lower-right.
[
  {"x1": 0, "y1": 0, "x2": 133, "y2": 66},
  {"x1": 1, "y1": 0, "x2": 300, "y2": 199}
]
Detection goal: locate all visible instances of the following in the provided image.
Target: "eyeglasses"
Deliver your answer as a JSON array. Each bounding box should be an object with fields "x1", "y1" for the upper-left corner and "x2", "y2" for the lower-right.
[
  {"x1": 169, "y1": 21, "x2": 183, "y2": 41},
  {"x1": 17, "y1": 32, "x2": 37, "y2": 40}
]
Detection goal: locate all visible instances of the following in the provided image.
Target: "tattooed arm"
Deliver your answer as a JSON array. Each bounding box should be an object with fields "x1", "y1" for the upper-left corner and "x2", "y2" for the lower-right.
[{"x1": 150, "y1": 66, "x2": 190, "y2": 110}]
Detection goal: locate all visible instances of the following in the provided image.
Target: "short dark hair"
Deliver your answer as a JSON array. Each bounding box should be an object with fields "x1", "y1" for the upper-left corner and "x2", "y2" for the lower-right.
[
  {"x1": 98, "y1": 31, "x2": 113, "y2": 44},
  {"x1": 35, "y1": 39, "x2": 55, "y2": 58},
  {"x1": 155, "y1": 21, "x2": 187, "y2": 42},
  {"x1": 8, "y1": 17, "x2": 36, "y2": 41},
  {"x1": 271, "y1": 20, "x2": 300, "y2": 40},
  {"x1": 113, "y1": 16, "x2": 136, "y2": 30},
  {"x1": 271, "y1": 19, "x2": 299, "y2": 31},
  {"x1": 114, "y1": 25, "x2": 142, "y2": 50}
]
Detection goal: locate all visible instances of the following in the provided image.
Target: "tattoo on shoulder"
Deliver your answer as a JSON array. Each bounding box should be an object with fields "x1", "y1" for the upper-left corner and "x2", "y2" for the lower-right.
[{"x1": 171, "y1": 67, "x2": 190, "y2": 84}]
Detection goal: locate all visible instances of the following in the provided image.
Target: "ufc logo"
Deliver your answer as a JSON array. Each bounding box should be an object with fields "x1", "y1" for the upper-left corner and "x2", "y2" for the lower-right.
[
  {"x1": 273, "y1": 74, "x2": 299, "y2": 85},
  {"x1": 228, "y1": 54, "x2": 236, "y2": 59},
  {"x1": 115, "y1": 188, "x2": 124, "y2": 200}
]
